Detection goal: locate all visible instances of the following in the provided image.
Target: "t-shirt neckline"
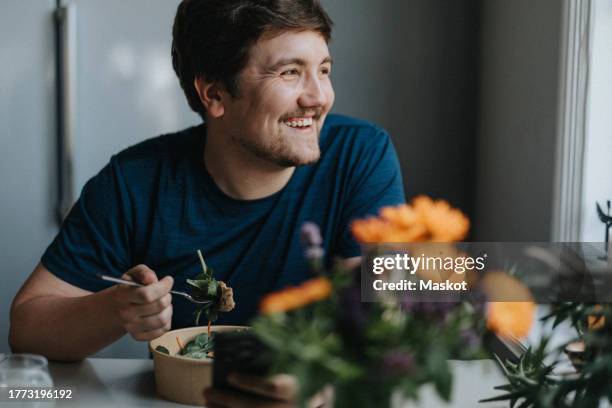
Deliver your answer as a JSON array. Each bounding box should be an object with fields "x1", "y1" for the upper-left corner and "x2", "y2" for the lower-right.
[{"x1": 192, "y1": 123, "x2": 299, "y2": 211}]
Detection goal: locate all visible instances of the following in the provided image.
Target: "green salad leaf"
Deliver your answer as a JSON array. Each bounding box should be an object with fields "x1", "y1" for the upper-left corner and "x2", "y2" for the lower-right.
[
  {"x1": 155, "y1": 345, "x2": 170, "y2": 354},
  {"x1": 186, "y1": 251, "x2": 219, "y2": 325},
  {"x1": 179, "y1": 333, "x2": 214, "y2": 360},
  {"x1": 187, "y1": 250, "x2": 235, "y2": 326}
]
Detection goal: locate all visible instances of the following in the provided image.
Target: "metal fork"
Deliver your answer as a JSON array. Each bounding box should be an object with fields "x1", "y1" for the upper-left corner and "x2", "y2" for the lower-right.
[{"x1": 97, "y1": 274, "x2": 212, "y2": 305}]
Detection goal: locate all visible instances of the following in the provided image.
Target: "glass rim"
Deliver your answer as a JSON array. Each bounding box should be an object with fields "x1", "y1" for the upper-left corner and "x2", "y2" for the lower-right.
[{"x1": 0, "y1": 353, "x2": 49, "y2": 369}]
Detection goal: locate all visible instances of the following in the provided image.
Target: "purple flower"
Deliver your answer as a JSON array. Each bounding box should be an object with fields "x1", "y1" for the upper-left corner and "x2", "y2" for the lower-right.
[
  {"x1": 305, "y1": 247, "x2": 325, "y2": 261},
  {"x1": 300, "y1": 222, "x2": 325, "y2": 272},
  {"x1": 459, "y1": 328, "x2": 481, "y2": 350},
  {"x1": 381, "y1": 350, "x2": 415, "y2": 376},
  {"x1": 301, "y1": 222, "x2": 323, "y2": 247}
]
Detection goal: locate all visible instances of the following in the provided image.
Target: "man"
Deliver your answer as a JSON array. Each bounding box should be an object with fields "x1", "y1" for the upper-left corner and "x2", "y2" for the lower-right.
[{"x1": 10, "y1": 0, "x2": 403, "y2": 363}]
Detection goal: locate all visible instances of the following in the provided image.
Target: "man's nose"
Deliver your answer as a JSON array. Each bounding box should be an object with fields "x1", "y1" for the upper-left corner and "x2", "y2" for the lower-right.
[{"x1": 298, "y1": 74, "x2": 327, "y2": 108}]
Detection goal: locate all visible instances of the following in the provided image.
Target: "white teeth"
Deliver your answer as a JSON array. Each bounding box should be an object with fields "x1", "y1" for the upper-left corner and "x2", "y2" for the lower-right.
[{"x1": 284, "y1": 118, "x2": 313, "y2": 128}]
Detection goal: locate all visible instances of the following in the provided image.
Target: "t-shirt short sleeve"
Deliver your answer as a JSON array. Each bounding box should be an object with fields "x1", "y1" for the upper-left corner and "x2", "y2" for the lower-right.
[
  {"x1": 335, "y1": 129, "x2": 406, "y2": 258},
  {"x1": 41, "y1": 155, "x2": 133, "y2": 292}
]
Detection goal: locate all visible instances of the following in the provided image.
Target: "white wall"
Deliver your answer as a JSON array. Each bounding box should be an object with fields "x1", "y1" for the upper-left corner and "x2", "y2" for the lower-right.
[{"x1": 580, "y1": 0, "x2": 612, "y2": 242}]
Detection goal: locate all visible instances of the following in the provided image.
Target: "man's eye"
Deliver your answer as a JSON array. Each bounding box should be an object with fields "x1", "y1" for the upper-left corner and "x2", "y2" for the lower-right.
[
  {"x1": 321, "y1": 67, "x2": 331, "y2": 76},
  {"x1": 281, "y1": 69, "x2": 299, "y2": 76}
]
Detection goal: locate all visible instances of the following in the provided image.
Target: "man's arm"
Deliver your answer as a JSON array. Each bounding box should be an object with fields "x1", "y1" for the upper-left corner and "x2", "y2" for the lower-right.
[{"x1": 9, "y1": 263, "x2": 174, "y2": 362}]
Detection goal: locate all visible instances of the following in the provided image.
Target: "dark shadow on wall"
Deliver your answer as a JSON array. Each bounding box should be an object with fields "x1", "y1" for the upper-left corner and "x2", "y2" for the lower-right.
[{"x1": 325, "y1": 0, "x2": 482, "y2": 227}]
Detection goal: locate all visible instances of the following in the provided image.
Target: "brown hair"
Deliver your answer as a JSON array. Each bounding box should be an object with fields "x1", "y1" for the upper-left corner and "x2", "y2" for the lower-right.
[{"x1": 172, "y1": 0, "x2": 333, "y2": 118}]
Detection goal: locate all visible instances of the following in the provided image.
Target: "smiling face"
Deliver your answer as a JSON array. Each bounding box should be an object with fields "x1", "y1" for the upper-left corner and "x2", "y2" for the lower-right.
[{"x1": 216, "y1": 30, "x2": 335, "y2": 167}]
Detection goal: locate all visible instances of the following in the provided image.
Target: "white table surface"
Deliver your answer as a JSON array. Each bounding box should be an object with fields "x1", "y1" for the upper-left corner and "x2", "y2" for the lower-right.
[{"x1": 4, "y1": 358, "x2": 509, "y2": 407}]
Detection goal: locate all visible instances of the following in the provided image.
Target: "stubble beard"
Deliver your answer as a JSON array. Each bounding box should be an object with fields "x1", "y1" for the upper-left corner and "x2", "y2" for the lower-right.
[{"x1": 233, "y1": 126, "x2": 321, "y2": 167}]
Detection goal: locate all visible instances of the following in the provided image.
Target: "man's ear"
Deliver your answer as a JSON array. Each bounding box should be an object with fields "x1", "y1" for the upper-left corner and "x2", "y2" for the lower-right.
[{"x1": 194, "y1": 77, "x2": 225, "y2": 118}]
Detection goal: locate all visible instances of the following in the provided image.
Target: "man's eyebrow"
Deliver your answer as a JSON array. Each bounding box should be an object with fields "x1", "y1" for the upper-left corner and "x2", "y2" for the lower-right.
[{"x1": 267, "y1": 56, "x2": 333, "y2": 70}]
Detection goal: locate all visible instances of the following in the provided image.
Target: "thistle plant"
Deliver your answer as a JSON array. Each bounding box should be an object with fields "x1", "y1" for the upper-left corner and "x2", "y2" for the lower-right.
[{"x1": 482, "y1": 303, "x2": 612, "y2": 407}]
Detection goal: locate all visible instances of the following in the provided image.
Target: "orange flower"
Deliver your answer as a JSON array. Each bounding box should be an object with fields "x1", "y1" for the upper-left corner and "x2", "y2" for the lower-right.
[
  {"x1": 480, "y1": 271, "x2": 535, "y2": 338},
  {"x1": 588, "y1": 305, "x2": 606, "y2": 330},
  {"x1": 351, "y1": 218, "x2": 393, "y2": 243},
  {"x1": 380, "y1": 204, "x2": 420, "y2": 228},
  {"x1": 350, "y1": 196, "x2": 469, "y2": 244},
  {"x1": 412, "y1": 196, "x2": 469, "y2": 242},
  {"x1": 260, "y1": 277, "x2": 332, "y2": 314},
  {"x1": 487, "y1": 302, "x2": 536, "y2": 339},
  {"x1": 480, "y1": 271, "x2": 533, "y2": 301}
]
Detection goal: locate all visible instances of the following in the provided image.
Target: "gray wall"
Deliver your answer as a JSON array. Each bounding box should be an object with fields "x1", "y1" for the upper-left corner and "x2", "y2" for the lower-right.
[
  {"x1": 324, "y1": 0, "x2": 480, "y2": 217},
  {"x1": 0, "y1": 0, "x2": 196, "y2": 358},
  {"x1": 473, "y1": 0, "x2": 563, "y2": 241},
  {"x1": 1, "y1": 0, "x2": 60, "y2": 354}
]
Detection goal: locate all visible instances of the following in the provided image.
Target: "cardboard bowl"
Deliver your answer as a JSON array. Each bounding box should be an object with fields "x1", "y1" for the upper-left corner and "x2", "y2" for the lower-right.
[{"x1": 149, "y1": 325, "x2": 247, "y2": 406}]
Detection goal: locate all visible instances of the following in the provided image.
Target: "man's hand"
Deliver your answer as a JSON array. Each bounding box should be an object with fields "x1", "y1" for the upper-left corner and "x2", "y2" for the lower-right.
[{"x1": 113, "y1": 264, "x2": 174, "y2": 341}]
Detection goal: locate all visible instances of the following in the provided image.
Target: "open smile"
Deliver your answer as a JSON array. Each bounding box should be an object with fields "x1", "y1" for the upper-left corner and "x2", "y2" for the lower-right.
[{"x1": 282, "y1": 117, "x2": 314, "y2": 131}]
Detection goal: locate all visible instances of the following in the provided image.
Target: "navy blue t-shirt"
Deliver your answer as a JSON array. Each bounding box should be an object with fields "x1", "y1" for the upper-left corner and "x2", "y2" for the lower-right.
[{"x1": 41, "y1": 114, "x2": 405, "y2": 327}]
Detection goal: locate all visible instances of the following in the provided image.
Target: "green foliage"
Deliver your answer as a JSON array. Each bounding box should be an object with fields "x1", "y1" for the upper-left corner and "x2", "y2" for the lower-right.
[
  {"x1": 252, "y1": 300, "x2": 362, "y2": 405},
  {"x1": 155, "y1": 345, "x2": 170, "y2": 354},
  {"x1": 179, "y1": 333, "x2": 215, "y2": 360},
  {"x1": 251, "y1": 263, "x2": 487, "y2": 407},
  {"x1": 483, "y1": 303, "x2": 612, "y2": 407},
  {"x1": 542, "y1": 303, "x2": 600, "y2": 336},
  {"x1": 154, "y1": 334, "x2": 214, "y2": 360},
  {"x1": 480, "y1": 338, "x2": 561, "y2": 407},
  {"x1": 186, "y1": 250, "x2": 221, "y2": 325}
]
